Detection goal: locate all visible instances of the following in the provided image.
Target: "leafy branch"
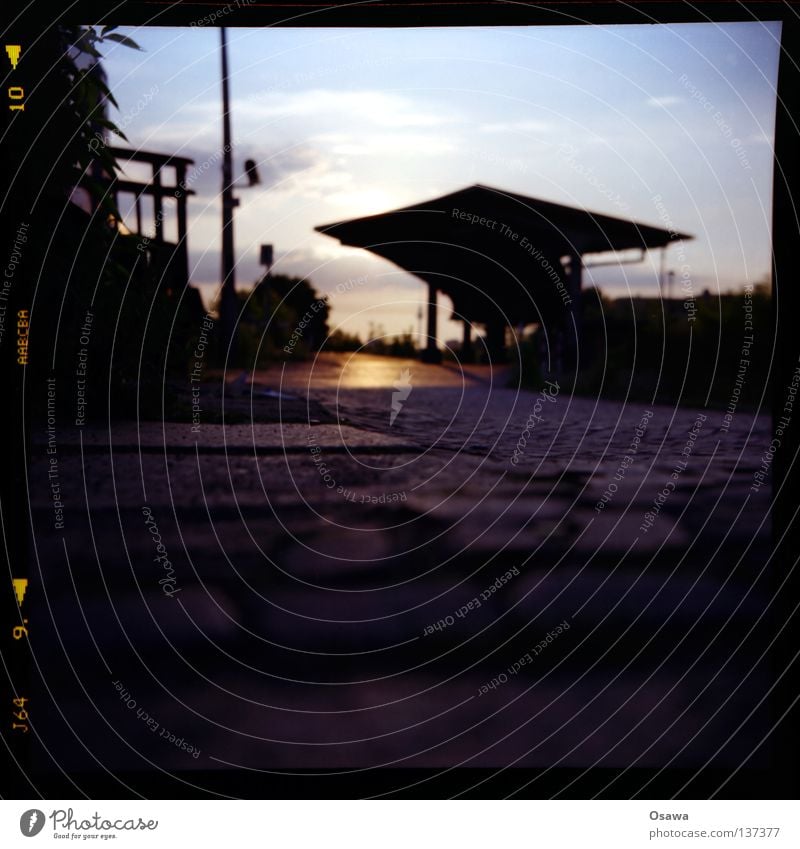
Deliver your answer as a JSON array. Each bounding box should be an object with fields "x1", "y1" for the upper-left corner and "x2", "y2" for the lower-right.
[{"x1": 57, "y1": 25, "x2": 143, "y2": 216}]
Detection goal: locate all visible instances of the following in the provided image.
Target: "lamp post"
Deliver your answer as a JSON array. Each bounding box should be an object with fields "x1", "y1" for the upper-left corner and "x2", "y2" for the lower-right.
[
  {"x1": 219, "y1": 27, "x2": 239, "y2": 361},
  {"x1": 218, "y1": 29, "x2": 265, "y2": 362}
]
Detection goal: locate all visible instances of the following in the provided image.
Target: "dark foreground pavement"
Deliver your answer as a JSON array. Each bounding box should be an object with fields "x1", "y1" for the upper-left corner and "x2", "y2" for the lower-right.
[{"x1": 27, "y1": 354, "x2": 776, "y2": 780}]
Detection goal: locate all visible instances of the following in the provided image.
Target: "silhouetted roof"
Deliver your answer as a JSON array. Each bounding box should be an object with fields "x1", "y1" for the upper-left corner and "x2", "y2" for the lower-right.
[
  {"x1": 316, "y1": 184, "x2": 691, "y2": 255},
  {"x1": 315, "y1": 184, "x2": 692, "y2": 325}
]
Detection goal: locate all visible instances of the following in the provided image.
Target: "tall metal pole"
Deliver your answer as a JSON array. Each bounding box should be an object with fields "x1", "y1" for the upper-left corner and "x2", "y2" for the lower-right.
[{"x1": 219, "y1": 27, "x2": 239, "y2": 360}]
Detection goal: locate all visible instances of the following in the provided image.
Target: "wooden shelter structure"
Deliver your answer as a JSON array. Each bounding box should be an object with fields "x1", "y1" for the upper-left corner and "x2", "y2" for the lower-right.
[
  {"x1": 107, "y1": 146, "x2": 196, "y2": 294},
  {"x1": 316, "y1": 184, "x2": 691, "y2": 365}
]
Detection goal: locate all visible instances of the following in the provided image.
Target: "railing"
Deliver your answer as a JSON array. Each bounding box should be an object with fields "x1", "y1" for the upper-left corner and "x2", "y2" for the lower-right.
[{"x1": 107, "y1": 146, "x2": 195, "y2": 290}]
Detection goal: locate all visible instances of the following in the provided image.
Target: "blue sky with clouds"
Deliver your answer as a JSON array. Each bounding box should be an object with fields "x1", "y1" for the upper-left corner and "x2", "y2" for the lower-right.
[{"x1": 103, "y1": 21, "x2": 781, "y2": 341}]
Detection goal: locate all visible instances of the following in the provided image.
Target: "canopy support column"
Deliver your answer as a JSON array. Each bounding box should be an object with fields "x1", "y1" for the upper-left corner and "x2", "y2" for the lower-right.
[
  {"x1": 486, "y1": 317, "x2": 507, "y2": 363},
  {"x1": 421, "y1": 283, "x2": 442, "y2": 363},
  {"x1": 461, "y1": 320, "x2": 474, "y2": 363},
  {"x1": 564, "y1": 251, "x2": 583, "y2": 370}
]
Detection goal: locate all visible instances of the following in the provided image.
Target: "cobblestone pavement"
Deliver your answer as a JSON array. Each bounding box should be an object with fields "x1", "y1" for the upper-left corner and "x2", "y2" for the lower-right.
[{"x1": 28, "y1": 354, "x2": 775, "y2": 776}]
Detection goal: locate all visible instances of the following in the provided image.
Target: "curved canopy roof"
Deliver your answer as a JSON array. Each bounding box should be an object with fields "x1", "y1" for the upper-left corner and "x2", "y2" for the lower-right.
[{"x1": 316, "y1": 184, "x2": 691, "y2": 325}]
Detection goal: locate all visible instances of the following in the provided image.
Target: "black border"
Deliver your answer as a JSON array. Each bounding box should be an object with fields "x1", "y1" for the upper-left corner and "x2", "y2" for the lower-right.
[{"x1": 2, "y1": 0, "x2": 798, "y2": 800}]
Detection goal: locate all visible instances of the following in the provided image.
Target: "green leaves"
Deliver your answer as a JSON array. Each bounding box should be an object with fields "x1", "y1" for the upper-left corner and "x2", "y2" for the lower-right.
[
  {"x1": 56, "y1": 24, "x2": 145, "y2": 218},
  {"x1": 72, "y1": 25, "x2": 142, "y2": 62},
  {"x1": 94, "y1": 117, "x2": 129, "y2": 141},
  {"x1": 103, "y1": 33, "x2": 142, "y2": 50},
  {"x1": 87, "y1": 71, "x2": 119, "y2": 109},
  {"x1": 74, "y1": 28, "x2": 102, "y2": 58}
]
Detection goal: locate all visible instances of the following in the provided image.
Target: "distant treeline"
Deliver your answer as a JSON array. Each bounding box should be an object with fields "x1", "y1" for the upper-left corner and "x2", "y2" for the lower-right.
[
  {"x1": 322, "y1": 328, "x2": 417, "y2": 358},
  {"x1": 237, "y1": 278, "x2": 417, "y2": 363},
  {"x1": 236, "y1": 274, "x2": 329, "y2": 364},
  {"x1": 520, "y1": 284, "x2": 771, "y2": 409}
]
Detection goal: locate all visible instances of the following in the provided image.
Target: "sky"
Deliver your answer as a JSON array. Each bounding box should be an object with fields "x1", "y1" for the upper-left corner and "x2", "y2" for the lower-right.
[{"x1": 102, "y1": 22, "x2": 782, "y2": 342}]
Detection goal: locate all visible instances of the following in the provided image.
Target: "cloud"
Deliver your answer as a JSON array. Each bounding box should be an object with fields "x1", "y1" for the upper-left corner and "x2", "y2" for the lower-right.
[
  {"x1": 128, "y1": 88, "x2": 455, "y2": 156},
  {"x1": 478, "y1": 120, "x2": 553, "y2": 134},
  {"x1": 175, "y1": 144, "x2": 335, "y2": 202},
  {"x1": 646, "y1": 95, "x2": 684, "y2": 108},
  {"x1": 314, "y1": 131, "x2": 454, "y2": 157},
  {"x1": 234, "y1": 88, "x2": 454, "y2": 129}
]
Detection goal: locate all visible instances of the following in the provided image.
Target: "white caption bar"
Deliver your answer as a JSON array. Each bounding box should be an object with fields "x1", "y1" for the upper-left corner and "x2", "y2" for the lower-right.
[{"x1": 1, "y1": 800, "x2": 797, "y2": 848}]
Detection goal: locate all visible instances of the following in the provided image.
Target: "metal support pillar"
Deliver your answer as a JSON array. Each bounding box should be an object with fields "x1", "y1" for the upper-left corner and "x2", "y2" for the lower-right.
[
  {"x1": 564, "y1": 251, "x2": 583, "y2": 370},
  {"x1": 421, "y1": 283, "x2": 442, "y2": 363},
  {"x1": 461, "y1": 320, "x2": 474, "y2": 363}
]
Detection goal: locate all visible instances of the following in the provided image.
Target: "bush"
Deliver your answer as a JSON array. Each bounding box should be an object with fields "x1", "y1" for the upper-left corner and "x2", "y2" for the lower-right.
[
  {"x1": 519, "y1": 284, "x2": 770, "y2": 408},
  {"x1": 324, "y1": 329, "x2": 363, "y2": 352}
]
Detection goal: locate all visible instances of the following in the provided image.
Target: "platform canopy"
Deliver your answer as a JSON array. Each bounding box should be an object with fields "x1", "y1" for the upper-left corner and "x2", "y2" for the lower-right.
[{"x1": 316, "y1": 184, "x2": 691, "y2": 360}]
